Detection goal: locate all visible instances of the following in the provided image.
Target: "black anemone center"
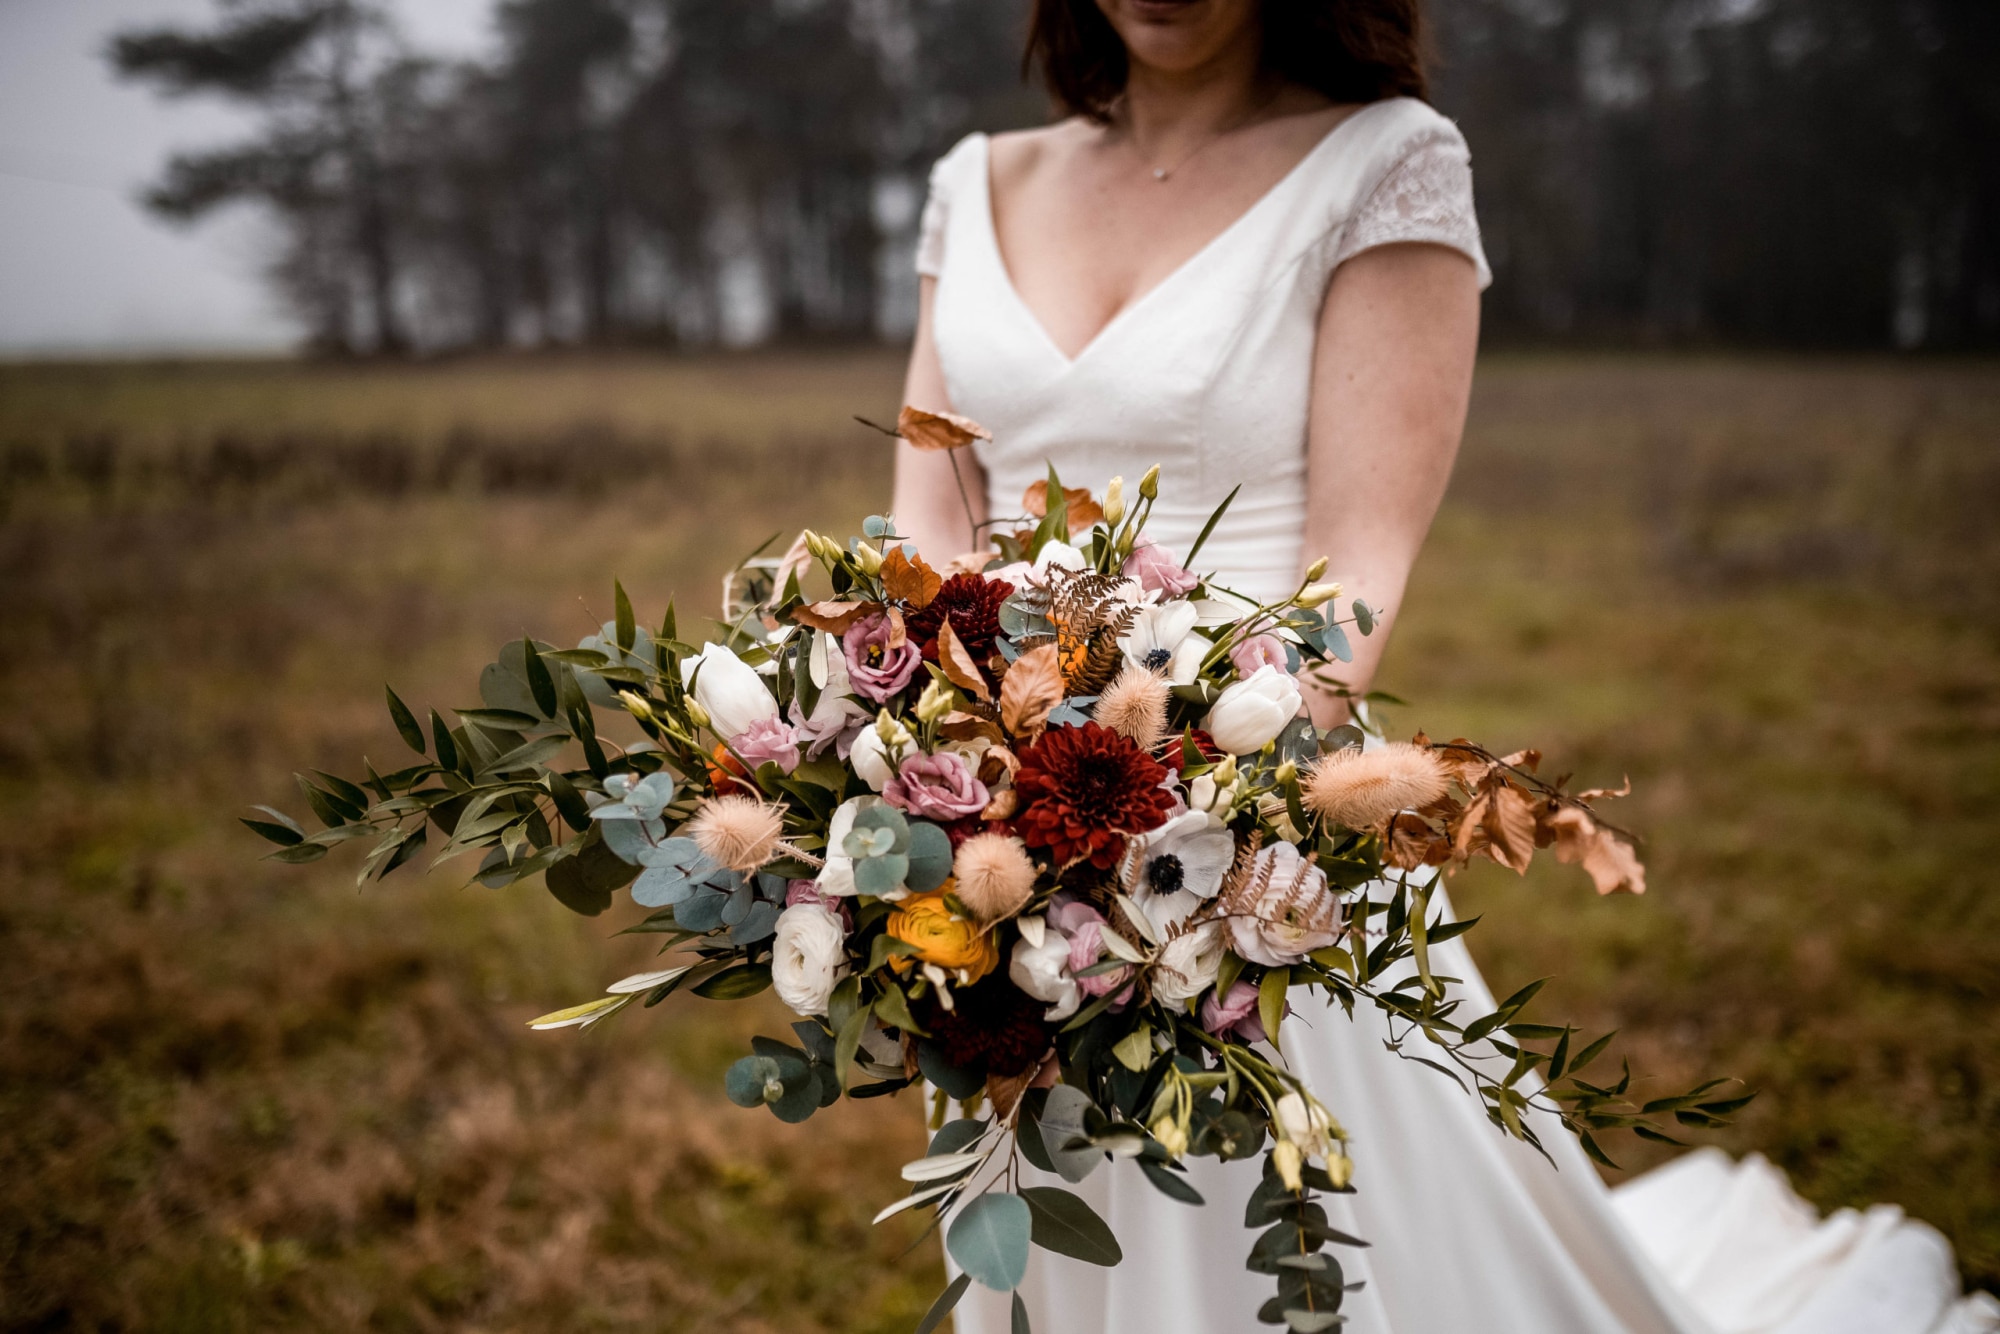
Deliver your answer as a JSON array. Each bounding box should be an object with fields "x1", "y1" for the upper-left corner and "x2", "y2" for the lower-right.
[
  {"x1": 1143, "y1": 648, "x2": 1172, "y2": 671},
  {"x1": 1147, "y1": 853, "x2": 1185, "y2": 896}
]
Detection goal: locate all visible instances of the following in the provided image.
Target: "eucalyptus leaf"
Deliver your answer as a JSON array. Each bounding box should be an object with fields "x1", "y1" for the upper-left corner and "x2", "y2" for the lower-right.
[{"x1": 946, "y1": 1192, "x2": 1033, "y2": 1292}]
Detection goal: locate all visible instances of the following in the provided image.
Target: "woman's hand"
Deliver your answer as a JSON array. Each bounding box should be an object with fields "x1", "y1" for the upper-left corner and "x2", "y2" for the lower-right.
[
  {"x1": 1301, "y1": 242, "x2": 1482, "y2": 724},
  {"x1": 891, "y1": 276, "x2": 988, "y2": 562}
]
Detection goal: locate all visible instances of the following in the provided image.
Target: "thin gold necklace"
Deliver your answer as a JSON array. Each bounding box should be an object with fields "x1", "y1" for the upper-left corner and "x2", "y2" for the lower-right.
[{"x1": 1125, "y1": 84, "x2": 1288, "y2": 182}]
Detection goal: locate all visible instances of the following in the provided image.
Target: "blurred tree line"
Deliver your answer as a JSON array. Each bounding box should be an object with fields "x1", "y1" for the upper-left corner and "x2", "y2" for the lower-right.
[{"x1": 114, "y1": 0, "x2": 1997, "y2": 355}]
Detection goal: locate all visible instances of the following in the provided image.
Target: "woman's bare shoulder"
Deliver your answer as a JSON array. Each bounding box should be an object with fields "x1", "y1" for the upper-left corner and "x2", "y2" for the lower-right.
[{"x1": 988, "y1": 119, "x2": 1095, "y2": 191}]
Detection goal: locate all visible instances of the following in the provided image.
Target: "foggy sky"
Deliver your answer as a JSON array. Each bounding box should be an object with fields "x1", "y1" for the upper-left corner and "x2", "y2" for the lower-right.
[{"x1": 0, "y1": 0, "x2": 493, "y2": 356}]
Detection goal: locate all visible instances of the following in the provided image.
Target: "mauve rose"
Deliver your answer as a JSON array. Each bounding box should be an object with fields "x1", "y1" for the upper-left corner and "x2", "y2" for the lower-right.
[
  {"x1": 786, "y1": 878, "x2": 852, "y2": 926},
  {"x1": 1122, "y1": 534, "x2": 1200, "y2": 598},
  {"x1": 883, "y1": 750, "x2": 990, "y2": 820},
  {"x1": 843, "y1": 612, "x2": 924, "y2": 702},
  {"x1": 733, "y1": 715, "x2": 802, "y2": 774},
  {"x1": 1050, "y1": 900, "x2": 1134, "y2": 1001},
  {"x1": 1200, "y1": 980, "x2": 1267, "y2": 1043},
  {"x1": 1230, "y1": 634, "x2": 1292, "y2": 679}
]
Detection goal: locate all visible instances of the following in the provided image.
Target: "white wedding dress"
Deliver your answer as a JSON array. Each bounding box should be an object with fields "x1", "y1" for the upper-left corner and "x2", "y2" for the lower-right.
[{"x1": 914, "y1": 97, "x2": 2000, "y2": 1334}]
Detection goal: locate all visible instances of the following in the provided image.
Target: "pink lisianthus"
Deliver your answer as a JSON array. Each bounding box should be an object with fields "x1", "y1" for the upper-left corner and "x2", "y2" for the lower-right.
[
  {"x1": 842, "y1": 612, "x2": 924, "y2": 702},
  {"x1": 786, "y1": 878, "x2": 853, "y2": 926},
  {"x1": 1050, "y1": 900, "x2": 1134, "y2": 1003},
  {"x1": 1230, "y1": 634, "x2": 1292, "y2": 679},
  {"x1": 1122, "y1": 534, "x2": 1200, "y2": 598},
  {"x1": 883, "y1": 750, "x2": 990, "y2": 820},
  {"x1": 733, "y1": 715, "x2": 802, "y2": 774},
  {"x1": 1200, "y1": 980, "x2": 1268, "y2": 1043}
]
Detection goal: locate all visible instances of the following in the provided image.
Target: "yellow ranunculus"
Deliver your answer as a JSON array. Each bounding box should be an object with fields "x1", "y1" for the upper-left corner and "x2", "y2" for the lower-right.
[{"x1": 886, "y1": 883, "x2": 999, "y2": 983}]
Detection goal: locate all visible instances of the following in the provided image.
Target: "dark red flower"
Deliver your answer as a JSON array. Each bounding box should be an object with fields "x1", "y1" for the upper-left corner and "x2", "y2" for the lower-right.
[
  {"x1": 1156, "y1": 728, "x2": 1225, "y2": 773},
  {"x1": 919, "y1": 972, "x2": 1054, "y2": 1078},
  {"x1": 904, "y1": 573, "x2": 1014, "y2": 666},
  {"x1": 1013, "y1": 721, "x2": 1175, "y2": 869}
]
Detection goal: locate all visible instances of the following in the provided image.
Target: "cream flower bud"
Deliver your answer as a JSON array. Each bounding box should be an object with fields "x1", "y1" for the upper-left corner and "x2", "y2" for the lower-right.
[
  {"x1": 1295, "y1": 582, "x2": 1343, "y2": 610},
  {"x1": 1303, "y1": 556, "x2": 1329, "y2": 583},
  {"x1": 1273, "y1": 1139, "x2": 1304, "y2": 1192},
  {"x1": 1151, "y1": 1113, "x2": 1189, "y2": 1160},
  {"x1": 1275, "y1": 760, "x2": 1298, "y2": 786},
  {"x1": 1104, "y1": 476, "x2": 1126, "y2": 526},
  {"x1": 1326, "y1": 1151, "x2": 1354, "y2": 1190},
  {"x1": 1213, "y1": 756, "x2": 1238, "y2": 787},
  {"x1": 915, "y1": 678, "x2": 952, "y2": 724},
  {"x1": 853, "y1": 540, "x2": 884, "y2": 575},
  {"x1": 1139, "y1": 464, "x2": 1161, "y2": 499}
]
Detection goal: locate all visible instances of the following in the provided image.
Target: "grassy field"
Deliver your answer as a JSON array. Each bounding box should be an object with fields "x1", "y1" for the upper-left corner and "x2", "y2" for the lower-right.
[{"x1": 1, "y1": 350, "x2": 1995, "y2": 1330}]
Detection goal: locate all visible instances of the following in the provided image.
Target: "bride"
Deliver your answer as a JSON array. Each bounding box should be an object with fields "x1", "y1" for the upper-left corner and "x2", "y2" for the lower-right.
[{"x1": 889, "y1": 1, "x2": 1999, "y2": 1331}]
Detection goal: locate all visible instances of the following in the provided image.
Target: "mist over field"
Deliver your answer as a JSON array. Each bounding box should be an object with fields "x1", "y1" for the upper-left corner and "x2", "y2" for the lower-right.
[{"x1": 1, "y1": 351, "x2": 1994, "y2": 1329}]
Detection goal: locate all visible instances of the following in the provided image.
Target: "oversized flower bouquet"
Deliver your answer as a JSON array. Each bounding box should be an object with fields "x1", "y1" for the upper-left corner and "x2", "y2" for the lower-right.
[{"x1": 250, "y1": 409, "x2": 1742, "y2": 1334}]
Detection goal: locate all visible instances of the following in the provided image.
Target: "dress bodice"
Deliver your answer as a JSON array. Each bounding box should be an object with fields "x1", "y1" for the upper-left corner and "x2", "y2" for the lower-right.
[{"x1": 917, "y1": 97, "x2": 1491, "y2": 604}]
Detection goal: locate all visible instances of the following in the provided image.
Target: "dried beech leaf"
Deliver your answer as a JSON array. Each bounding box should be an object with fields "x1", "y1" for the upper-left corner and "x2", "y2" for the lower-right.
[
  {"x1": 985, "y1": 1064, "x2": 1038, "y2": 1119},
  {"x1": 1548, "y1": 806, "x2": 1647, "y2": 895},
  {"x1": 885, "y1": 605, "x2": 907, "y2": 650},
  {"x1": 1451, "y1": 791, "x2": 1492, "y2": 861},
  {"x1": 1484, "y1": 784, "x2": 1540, "y2": 874},
  {"x1": 1385, "y1": 813, "x2": 1444, "y2": 871},
  {"x1": 897, "y1": 404, "x2": 992, "y2": 452},
  {"x1": 1497, "y1": 748, "x2": 1542, "y2": 774},
  {"x1": 1576, "y1": 777, "x2": 1633, "y2": 803},
  {"x1": 774, "y1": 531, "x2": 814, "y2": 599},
  {"x1": 937, "y1": 618, "x2": 992, "y2": 702},
  {"x1": 982, "y1": 788, "x2": 1019, "y2": 820},
  {"x1": 999, "y1": 644, "x2": 1064, "y2": 740},
  {"x1": 941, "y1": 712, "x2": 1005, "y2": 745},
  {"x1": 1432, "y1": 738, "x2": 1495, "y2": 789},
  {"x1": 793, "y1": 600, "x2": 871, "y2": 634},
  {"x1": 1021, "y1": 481, "x2": 1105, "y2": 534},
  {"x1": 880, "y1": 545, "x2": 943, "y2": 609}
]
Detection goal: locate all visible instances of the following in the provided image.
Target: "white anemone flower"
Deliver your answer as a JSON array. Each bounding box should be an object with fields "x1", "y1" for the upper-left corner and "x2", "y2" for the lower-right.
[
  {"x1": 1122, "y1": 809, "x2": 1236, "y2": 935},
  {"x1": 1118, "y1": 601, "x2": 1208, "y2": 686}
]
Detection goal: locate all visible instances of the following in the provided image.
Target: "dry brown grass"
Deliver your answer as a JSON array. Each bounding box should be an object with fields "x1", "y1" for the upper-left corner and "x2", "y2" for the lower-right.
[{"x1": 0, "y1": 349, "x2": 1995, "y2": 1328}]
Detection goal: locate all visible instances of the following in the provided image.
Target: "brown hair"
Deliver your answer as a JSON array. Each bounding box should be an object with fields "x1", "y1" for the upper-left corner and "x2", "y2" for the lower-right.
[{"x1": 1026, "y1": 0, "x2": 1428, "y2": 121}]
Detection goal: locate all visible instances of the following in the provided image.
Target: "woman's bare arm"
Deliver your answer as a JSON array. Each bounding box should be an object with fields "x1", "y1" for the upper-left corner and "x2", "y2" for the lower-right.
[
  {"x1": 1300, "y1": 243, "x2": 1481, "y2": 724},
  {"x1": 891, "y1": 276, "x2": 987, "y2": 561}
]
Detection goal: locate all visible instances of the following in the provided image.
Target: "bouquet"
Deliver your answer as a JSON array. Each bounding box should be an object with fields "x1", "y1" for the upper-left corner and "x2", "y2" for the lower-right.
[{"x1": 248, "y1": 409, "x2": 1742, "y2": 1333}]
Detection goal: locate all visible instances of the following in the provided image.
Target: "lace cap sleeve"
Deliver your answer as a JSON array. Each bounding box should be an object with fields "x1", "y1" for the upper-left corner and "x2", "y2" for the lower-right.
[{"x1": 1335, "y1": 136, "x2": 1493, "y2": 290}]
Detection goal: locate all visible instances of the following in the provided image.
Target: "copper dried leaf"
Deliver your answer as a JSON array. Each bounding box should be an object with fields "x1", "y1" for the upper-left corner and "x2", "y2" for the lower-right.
[
  {"x1": 774, "y1": 531, "x2": 814, "y2": 598},
  {"x1": 1547, "y1": 806, "x2": 1647, "y2": 895},
  {"x1": 1576, "y1": 776, "x2": 1633, "y2": 803},
  {"x1": 1496, "y1": 748, "x2": 1543, "y2": 774},
  {"x1": 936, "y1": 618, "x2": 992, "y2": 702},
  {"x1": 941, "y1": 711, "x2": 1005, "y2": 745},
  {"x1": 999, "y1": 644, "x2": 1065, "y2": 740},
  {"x1": 981, "y1": 788, "x2": 1019, "y2": 820},
  {"x1": 985, "y1": 1064, "x2": 1039, "y2": 1120},
  {"x1": 1483, "y1": 783, "x2": 1541, "y2": 874},
  {"x1": 1432, "y1": 738, "x2": 1496, "y2": 789},
  {"x1": 1450, "y1": 791, "x2": 1492, "y2": 861},
  {"x1": 885, "y1": 605, "x2": 908, "y2": 650},
  {"x1": 880, "y1": 545, "x2": 943, "y2": 609},
  {"x1": 1020, "y1": 481, "x2": 1105, "y2": 534},
  {"x1": 793, "y1": 600, "x2": 872, "y2": 634},
  {"x1": 1385, "y1": 812, "x2": 1446, "y2": 871},
  {"x1": 897, "y1": 404, "x2": 992, "y2": 452}
]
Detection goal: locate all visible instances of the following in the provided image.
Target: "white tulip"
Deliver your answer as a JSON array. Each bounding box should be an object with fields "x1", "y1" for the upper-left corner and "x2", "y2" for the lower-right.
[
  {"x1": 1034, "y1": 540, "x2": 1088, "y2": 572},
  {"x1": 849, "y1": 716, "x2": 908, "y2": 793},
  {"x1": 680, "y1": 642, "x2": 779, "y2": 741},
  {"x1": 770, "y1": 903, "x2": 848, "y2": 1016},
  {"x1": 815, "y1": 795, "x2": 884, "y2": 897},
  {"x1": 1203, "y1": 665, "x2": 1303, "y2": 755},
  {"x1": 1010, "y1": 927, "x2": 1081, "y2": 1021},
  {"x1": 1151, "y1": 921, "x2": 1227, "y2": 1006}
]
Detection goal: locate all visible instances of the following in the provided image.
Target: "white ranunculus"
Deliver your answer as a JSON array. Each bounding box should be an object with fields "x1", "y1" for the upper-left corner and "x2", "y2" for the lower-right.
[
  {"x1": 770, "y1": 903, "x2": 848, "y2": 1016},
  {"x1": 1204, "y1": 665, "x2": 1303, "y2": 755},
  {"x1": 815, "y1": 795, "x2": 883, "y2": 897},
  {"x1": 1010, "y1": 928, "x2": 1081, "y2": 1021},
  {"x1": 1124, "y1": 810, "x2": 1237, "y2": 935},
  {"x1": 1226, "y1": 841, "x2": 1340, "y2": 967},
  {"x1": 681, "y1": 642, "x2": 779, "y2": 741},
  {"x1": 1151, "y1": 921, "x2": 1227, "y2": 1006},
  {"x1": 1119, "y1": 601, "x2": 1208, "y2": 685}
]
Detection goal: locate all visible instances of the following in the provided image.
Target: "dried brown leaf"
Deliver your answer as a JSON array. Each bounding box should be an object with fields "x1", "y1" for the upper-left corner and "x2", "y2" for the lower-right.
[
  {"x1": 774, "y1": 531, "x2": 813, "y2": 597},
  {"x1": 880, "y1": 545, "x2": 942, "y2": 609},
  {"x1": 1432, "y1": 738, "x2": 1496, "y2": 789},
  {"x1": 1547, "y1": 806, "x2": 1647, "y2": 895},
  {"x1": 936, "y1": 618, "x2": 991, "y2": 702},
  {"x1": 1576, "y1": 776, "x2": 1633, "y2": 803},
  {"x1": 981, "y1": 788, "x2": 1019, "y2": 820},
  {"x1": 897, "y1": 404, "x2": 992, "y2": 451},
  {"x1": 940, "y1": 712, "x2": 1004, "y2": 745},
  {"x1": 1497, "y1": 748, "x2": 1542, "y2": 774},
  {"x1": 1385, "y1": 813, "x2": 1449, "y2": 871},
  {"x1": 792, "y1": 600, "x2": 872, "y2": 634},
  {"x1": 885, "y1": 605, "x2": 907, "y2": 650},
  {"x1": 985, "y1": 1063, "x2": 1040, "y2": 1119},
  {"x1": 1483, "y1": 783, "x2": 1541, "y2": 874},
  {"x1": 999, "y1": 644, "x2": 1064, "y2": 741},
  {"x1": 1021, "y1": 480, "x2": 1105, "y2": 534}
]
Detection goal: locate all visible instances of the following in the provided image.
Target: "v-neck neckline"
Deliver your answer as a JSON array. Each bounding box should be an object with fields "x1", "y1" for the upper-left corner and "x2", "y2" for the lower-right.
[{"x1": 976, "y1": 107, "x2": 1370, "y2": 369}]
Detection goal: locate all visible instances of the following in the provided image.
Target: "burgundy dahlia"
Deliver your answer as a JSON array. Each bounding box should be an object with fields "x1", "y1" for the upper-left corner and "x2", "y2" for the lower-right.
[
  {"x1": 904, "y1": 573, "x2": 1014, "y2": 666},
  {"x1": 1013, "y1": 721, "x2": 1175, "y2": 870},
  {"x1": 920, "y1": 973, "x2": 1054, "y2": 1078}
]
